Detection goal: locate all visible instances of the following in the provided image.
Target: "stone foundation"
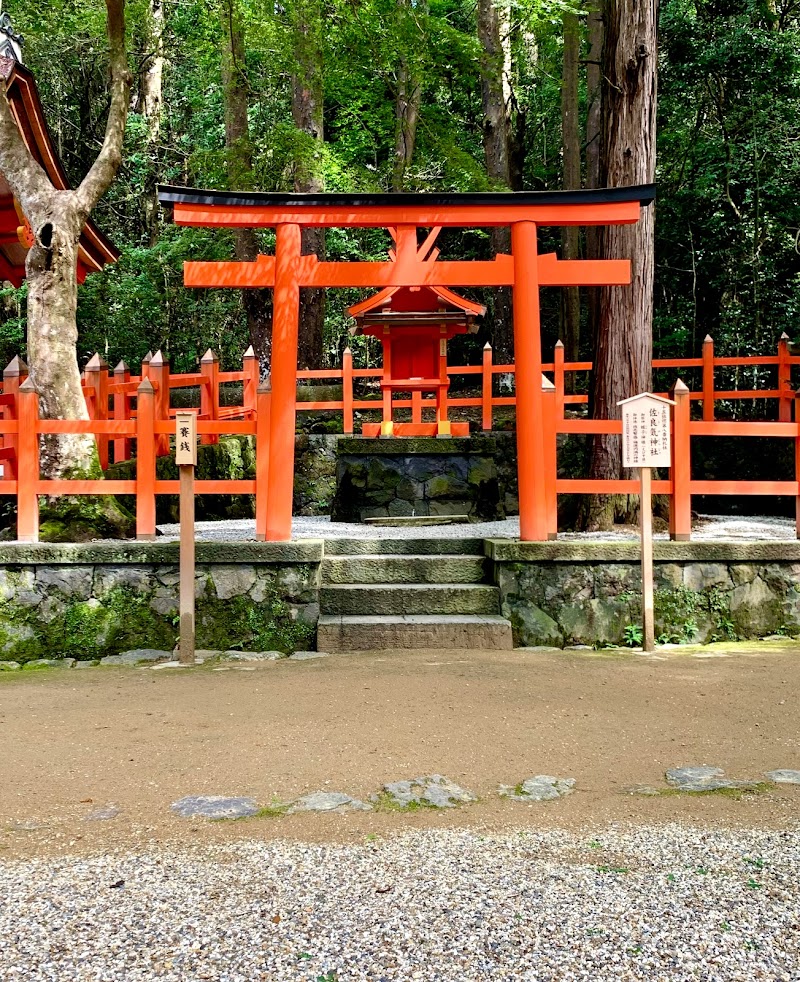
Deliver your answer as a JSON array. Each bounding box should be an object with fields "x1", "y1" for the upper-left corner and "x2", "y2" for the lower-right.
[
  {"x1": 0, "y1": 541, "x2": 321, "y2": 662},
  {"x1": 331, "y1": 436, "x2": 504, "y2": 522},
  {"x1": 488, "y1": 540, "x2": 800, "y2": 647}
]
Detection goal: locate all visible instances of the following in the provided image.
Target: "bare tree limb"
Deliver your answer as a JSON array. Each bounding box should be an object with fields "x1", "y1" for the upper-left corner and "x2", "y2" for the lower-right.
[
  {"x1": 0, "y1": 80, "x2": 53, "y2": 215},
  {"x1": 75, "y1": 0, "x2": 133, "y2": 216}
]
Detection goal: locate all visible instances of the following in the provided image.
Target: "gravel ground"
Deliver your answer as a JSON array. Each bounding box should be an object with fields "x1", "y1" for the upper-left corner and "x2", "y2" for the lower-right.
[
  {"x1": 0, "y1": 824, "x2": 797, "y2": 981},
  {"x1": 155, "y1": 513, "x2": 799, "y2": 542}
]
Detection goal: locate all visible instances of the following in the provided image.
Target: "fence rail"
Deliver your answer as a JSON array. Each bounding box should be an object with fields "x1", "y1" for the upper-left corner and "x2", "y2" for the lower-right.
[{"x1": 0, "y1": 334, "x2": 798, "y2": 542}]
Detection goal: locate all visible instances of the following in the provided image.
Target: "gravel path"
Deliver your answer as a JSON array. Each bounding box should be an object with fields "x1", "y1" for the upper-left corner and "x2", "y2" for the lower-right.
[
  {"x1": 1, "y1": 824, "x2": 797, "y2": 981},
  {"x1": 155, "y1": 513, "x2": 799, "y2": 542}
]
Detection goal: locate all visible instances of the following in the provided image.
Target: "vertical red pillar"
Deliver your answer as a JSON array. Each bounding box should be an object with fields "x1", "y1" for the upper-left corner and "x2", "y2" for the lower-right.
[
  {"x1": 481, "y1": 342, "x2": 493, "y2": 432},
  {"x1": 266, "y1": 223, "x2": 301, "y2": 540},
  {"x1": 542, "y1": 374, "x2": 558, "y2": 538},
  {"x1": 778, "y1": 332, "x2": 792, "y2": 423},
  {"x1": 200, "y1": 349, "x2": 220, "y2": 445},
  {"x1": 553, "y1": 340, "x2": 565, "y2": 422},
  {"x1": 2, "y1": 356, "x2": 27, "y2": 482},
  {"x1": 512, "y1": 221, "x2": 548, "y2": 541},
  {"x1": 136, "y1": 377, "x2": 157, "y2": 540},
  {"x1": 670, "y1": 378, "x2": 692, "y2": 541},
  {"x1": 16, "y1": 379, "x2": 39, "y2": 543},
  {"x1": 242, "y1": 345, "x2": 259, "y2": 419},
  {"x1": 256, "y1": 378, "x2": 272, "y2": 541},
  {"x1": 702, "y1": 334, "x2": 715, "y2": 422},
  {"x1": 149, "y1": 350, "x2": 170, "y2": 457},
  {"x1": 113, "y1": 360, "x2": 131, "y2": 463},
  {"x1": 342, "y1": 347, "x2": 354, "y2": 434}
]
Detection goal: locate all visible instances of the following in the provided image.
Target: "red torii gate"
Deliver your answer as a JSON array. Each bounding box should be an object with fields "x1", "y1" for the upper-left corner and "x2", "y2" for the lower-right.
[{"x1": 159, "y1": 185, "x2": 655, "y2": 542}]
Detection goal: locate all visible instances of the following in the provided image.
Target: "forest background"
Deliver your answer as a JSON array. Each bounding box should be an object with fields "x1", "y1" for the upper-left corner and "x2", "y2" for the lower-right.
[{"x1": 0, "y1": 0, "x2": 798, "y2": 386}]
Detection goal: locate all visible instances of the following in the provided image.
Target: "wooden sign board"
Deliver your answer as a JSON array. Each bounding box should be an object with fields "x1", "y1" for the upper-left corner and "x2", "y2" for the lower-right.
[
  {"x1": 175, "y1": 411, "x2": 197, "y2": 466},
  {"x1": 619, "y1": 393, "x2": 674, "y2": 470}
]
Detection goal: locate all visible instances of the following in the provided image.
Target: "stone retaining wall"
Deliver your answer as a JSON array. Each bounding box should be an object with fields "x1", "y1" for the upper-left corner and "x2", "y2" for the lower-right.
[
  {"x1": 0, "y1": 542, "x2": 321, "y2": 663},
  {"x1": 488, "y1": 540, "x2": 800, "y2": 648},
  {"x1": 2, "y1": 539, "x2": 800, "y2": 660}
]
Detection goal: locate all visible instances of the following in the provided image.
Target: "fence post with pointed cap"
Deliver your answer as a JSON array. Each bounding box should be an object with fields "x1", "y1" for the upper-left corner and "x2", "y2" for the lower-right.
[
  {"x1": 148, "y1": 351, "x2": 170, "y2": 457},
  {"x1": 542, "y1": 374, "x2": 558, "y2": 538},
  {"x1": 85, "y1": 354, "x2": 110, "y2": 469},
  {"x1": 342, "y1": 346, "x2": 354, "y2": 434},
  {"x1": 553, "y1": 340, "x2": 565, "y2": 422},
  {"x1": 200, "y1": 348, "x2": 220, "y2": 446},
  {"x1": 481, "y1": 342, "x2": 493, "y2": 432},
  {"x1": 16, "y1": 378, "x2": 39, "y2": 542},
  {"x1": 794, "y1": 389, "x2": 800, "y2": 540},
  {"x1": 702, "y1": 335, "x2": 714, "y2": 422},
  {"x1": 113, "y1": 360, "x2": 131, "y2": 463},
  {"x1": 242, "y1": 345, "x2": 259, "y2": 420},
  {"x1": 136, "y1": 377, "x2": 157, "y2": 539},
  {"x1": 670, "y1": 378, "x2": 692, "y2": 541},
  {"x1": 778, "y1": 332, "x2": 792, "y2": 423},
  {"x1": 2, "y1": 356, "x2": 26, "y2": 482},
  {"x1": 141, "y1": 350, "x2": 153, "y2": 380},
  {"x1": 255, "y1": 377, "x2": 272, "y2": 540}
]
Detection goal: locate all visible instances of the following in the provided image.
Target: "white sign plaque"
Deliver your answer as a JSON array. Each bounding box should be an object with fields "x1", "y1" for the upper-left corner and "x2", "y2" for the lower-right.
[
  {"x1": 175, "y1": 411, "x2": 197, "y2": 466},
  {"x1": 619, "y1": 393, "x2": 674, "y2": 469}
]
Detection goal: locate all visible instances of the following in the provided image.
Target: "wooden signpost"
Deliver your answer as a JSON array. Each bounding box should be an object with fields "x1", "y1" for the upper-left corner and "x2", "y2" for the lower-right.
[
  {"x1": 618, "y1": 393, "x2": 675, "y2": 652},
  {"x1": 175, "y1": 411, "x2": 197, "y2": 665}
]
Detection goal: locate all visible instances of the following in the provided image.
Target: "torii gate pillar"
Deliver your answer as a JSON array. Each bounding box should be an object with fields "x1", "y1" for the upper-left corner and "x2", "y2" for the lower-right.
[
  {"x1": 265, "y1": 223, "x2": 302, "y2": 540},
  {"x1": 512, "y1": 221, "x2": 549, "y2": 541}
]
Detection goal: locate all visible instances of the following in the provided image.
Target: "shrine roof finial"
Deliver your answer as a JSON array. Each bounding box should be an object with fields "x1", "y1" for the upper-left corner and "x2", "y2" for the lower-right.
[{"x1": 0, "y1": 9, "x2": 23, "y2": 64}]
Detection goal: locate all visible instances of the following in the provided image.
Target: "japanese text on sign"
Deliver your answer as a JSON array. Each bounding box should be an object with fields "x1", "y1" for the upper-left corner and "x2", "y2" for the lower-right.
[
  {"x1": 620, "y1": 394, "x2": 673, "y2": 469},
  {"x1": 175, "y1": 411, "x2": 197, "y2": 466}
]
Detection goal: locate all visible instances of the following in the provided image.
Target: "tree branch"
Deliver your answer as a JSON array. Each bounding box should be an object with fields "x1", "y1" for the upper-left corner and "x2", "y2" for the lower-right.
[
  {"x1": 0, "y1": 81, "x2": 54, "y2": 216},
  {"x1": 75, "y1": 0, "x2": 132, "y2": 216}
]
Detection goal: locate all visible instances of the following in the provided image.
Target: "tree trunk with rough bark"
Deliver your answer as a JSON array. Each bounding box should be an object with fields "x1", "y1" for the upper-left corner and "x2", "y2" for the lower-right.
[
  {"x1": 0, "y1": 0, "x2": 133, "y2": 536},
  {"x1": 141, "y1": 0, "x2": 164, "y2": 245},
  {"x1": 391, "y1": 0, "x2": 421, "y2": 193},
  {"x1": 220, "y1": 0, "x2": 272, "y2": 369},
  {"x1": 292, "y1": 0, "x2": 325, "y2": 370},
  {"x1": 581, "y1": 0, "x2": 658, "y2": 530},
  {"x1": 477, "y1": 0, "x2": 513, "y2": 365},
  {"x1": 585, "y1": 0, "x2": 603, "y2": 344},
  {"x1": 561, "y1": 11, "x2": 581, "y2": 373}
]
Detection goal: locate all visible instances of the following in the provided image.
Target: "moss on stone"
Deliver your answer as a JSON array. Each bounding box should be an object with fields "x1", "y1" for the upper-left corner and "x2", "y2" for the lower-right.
[{"x1": 196, "y1": 591, "x2": 314, "y2": 654}]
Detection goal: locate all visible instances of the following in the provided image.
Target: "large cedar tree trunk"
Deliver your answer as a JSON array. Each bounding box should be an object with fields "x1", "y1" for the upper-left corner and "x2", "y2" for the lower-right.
[
  {"x1": 581, "y1": 0, "x2": 658, "y2": 530},
  {"x1": 292, "y1": 0, "x2": 325, "y2": 370},
  {"x1": 477, "y1": 0, "x2": 513, "y2": 365},
  {"x1": 0, "y1": 1, "x2": 131, "y2": 486},
  {"x1": 584, "y1": 0, "x2": 604, "y2": 343},
  {"x1": 560, "y1": 11, "x2": 581, "y2": 373},
  {"x1": 221, "y1": 0, "x2": 272, "y2": 369}
]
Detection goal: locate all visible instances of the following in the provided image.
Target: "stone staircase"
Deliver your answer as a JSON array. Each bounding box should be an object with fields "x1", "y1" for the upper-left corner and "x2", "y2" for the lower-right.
[{"x1": 317, "y1": 538, "x2": 513, "y2": 651}]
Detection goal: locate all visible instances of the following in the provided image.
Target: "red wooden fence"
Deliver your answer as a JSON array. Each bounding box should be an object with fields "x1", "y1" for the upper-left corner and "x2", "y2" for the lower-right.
[{"x1": 0, "y1": 334, "x2": 798, "y2": 542}]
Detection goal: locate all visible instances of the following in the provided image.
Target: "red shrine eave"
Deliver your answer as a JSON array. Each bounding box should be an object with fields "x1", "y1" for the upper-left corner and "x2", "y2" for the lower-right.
[
  {"x1": 157, "y1": 184, "x2": 655, "y2": 229},
  {"x1": 0, "y1": 56, "x2": 119, "y2": 287}
]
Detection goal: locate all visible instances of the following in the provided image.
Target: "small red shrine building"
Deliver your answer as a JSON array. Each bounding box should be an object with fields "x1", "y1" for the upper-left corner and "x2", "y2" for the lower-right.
[{"x1": 348, "y1": 281, "x2": 485, "y2": 437}]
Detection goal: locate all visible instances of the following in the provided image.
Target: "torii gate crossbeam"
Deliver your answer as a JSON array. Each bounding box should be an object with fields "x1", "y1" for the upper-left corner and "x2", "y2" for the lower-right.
[{"x1": 159, "y1": 185, "x2": 655, "y2": 542}]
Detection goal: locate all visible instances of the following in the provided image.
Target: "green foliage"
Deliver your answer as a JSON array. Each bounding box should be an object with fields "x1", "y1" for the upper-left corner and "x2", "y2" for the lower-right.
[{"x1": 622, "y1": 623, "x2": 643, "y2": 647}]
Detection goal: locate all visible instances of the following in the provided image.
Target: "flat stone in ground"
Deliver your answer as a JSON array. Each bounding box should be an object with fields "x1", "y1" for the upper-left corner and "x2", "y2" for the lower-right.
[
  {"x1": 22, "y1": 658, "x2": 75, "y2": 670},
  {"x1": 380, "y1": 774, "x2": 477, "y2": 809},
  {"x1": 151, "y1": 661, "x2": 189, "y2": 670},
  {"x1": 665, "y1": 765, "x2": 755, "y2": 791},
  {"x1": 170, "y1": 795, "x2": 259, "y2": 820},
  {"x1": 622, "y1": 784, "x2": 662, "y2": 796},
  {"x1": 287, "y1": 791, "x2": 371, "y2": 814},
  {"x1": 499, "y1": 775, "x2": 576, "y2": 802},
  {"x1": 222, "y1": 650, "x2": 283, "y2": 662},
  {"x1": 85, "y1": 804, "x2": 120, "y2": 821},
  {"x1": 0, "y1": 661, "x2": 20, "y2": 671},
  {"x1": 289, "y1": 650, "x2": 329, "y2": 661},
  {"x1": 100, "y1": 649, "x2": 171, "y2": 666},
  {"x1": 764, "y1": 769, "x2": 800, "y2": 784}
]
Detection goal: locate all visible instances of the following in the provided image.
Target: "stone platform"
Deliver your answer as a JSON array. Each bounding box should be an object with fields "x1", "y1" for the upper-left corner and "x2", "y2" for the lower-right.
[{"x1": 330, "y1": 436, "x2": 504, "y2": 524}]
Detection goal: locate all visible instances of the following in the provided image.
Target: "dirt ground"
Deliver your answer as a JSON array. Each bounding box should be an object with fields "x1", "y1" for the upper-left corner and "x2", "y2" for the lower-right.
[{"x1": 1, "y1": 643, "x2": 798, "y2": 859}]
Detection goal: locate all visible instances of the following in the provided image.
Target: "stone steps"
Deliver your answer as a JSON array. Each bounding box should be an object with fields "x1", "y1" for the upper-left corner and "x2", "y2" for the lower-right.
[
  {"x1": 322, "y1": 537, "x2": 485, "y2": 557},
  {"x1": 321, "y1": 554, "x2": 487, "y2": 585},
  {"x1": 318, "y1": 614, "x2": 513, "y2": 652},
  {"x1": 319, "y1": 583, "x2": 501, "y2": 616}
]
